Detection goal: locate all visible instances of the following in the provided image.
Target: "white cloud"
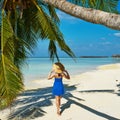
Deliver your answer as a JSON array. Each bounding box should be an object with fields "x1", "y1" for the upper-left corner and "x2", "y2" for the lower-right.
[{"x1": 114, "y1": 33, "x2": 120, "y2": 37}]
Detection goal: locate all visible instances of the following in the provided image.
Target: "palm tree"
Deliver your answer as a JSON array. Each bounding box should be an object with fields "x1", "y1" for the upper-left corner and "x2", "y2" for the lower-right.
[
  {"x1": 0, "y1": 0, "x2": 119, "y2": 109},
  {"x1": 0, "y1": 0, "x2": 75, "y2": 109},
  {"x1": 43, "y1": 0, "x2": 120, "y2": 30}
]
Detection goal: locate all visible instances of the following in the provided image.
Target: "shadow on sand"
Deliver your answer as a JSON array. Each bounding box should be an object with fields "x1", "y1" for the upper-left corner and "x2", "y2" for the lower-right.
[
  {"x1": 8, "y1": 84, "x2": 120, "y2": 120},
  {"x1": 9, "y1": 87, "x2": 53, "y2": 119},
  {"x1": 8, "y1": 84, "x2": 76, "y2": 120}
]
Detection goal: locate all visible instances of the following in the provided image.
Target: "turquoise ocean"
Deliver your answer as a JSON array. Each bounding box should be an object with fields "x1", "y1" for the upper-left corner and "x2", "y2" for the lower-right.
[{"x1": 22, "y1": 58, "x2": 120, "y2": 82}]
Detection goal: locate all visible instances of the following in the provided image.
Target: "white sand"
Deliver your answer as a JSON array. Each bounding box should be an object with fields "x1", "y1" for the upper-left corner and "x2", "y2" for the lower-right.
[{"x1": 0, "y1": 63, "x2": 120, "y2": 120}]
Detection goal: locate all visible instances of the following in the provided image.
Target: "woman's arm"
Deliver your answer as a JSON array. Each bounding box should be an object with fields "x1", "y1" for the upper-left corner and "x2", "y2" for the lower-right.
[
  {"x1": 62, "y1": 70, "x2": 70, "y2": 79},
  {"x1": 48, "y1": 71, "x2": 55, "y2": 80}
]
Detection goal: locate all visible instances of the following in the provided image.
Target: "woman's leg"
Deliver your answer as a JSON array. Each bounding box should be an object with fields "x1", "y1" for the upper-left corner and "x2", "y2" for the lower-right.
[{"x1": 55, "y1": 96, "x2": 61, "y2": 115}]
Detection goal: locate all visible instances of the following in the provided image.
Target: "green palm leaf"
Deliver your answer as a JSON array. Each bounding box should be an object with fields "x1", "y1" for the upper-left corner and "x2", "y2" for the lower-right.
[
  {"x1": 48, "y1": 40, "x2": 59, "y2": 61},
  {"x1": 69, "y1": 0, "x2": 119, "y2": 13},
  {"x1": 0, "y1": 11, "x2": 24, "y2": 109},
  {"x1": 47, "y1": 5, "x2": 60, "y2": 23},
  {"x1": 1, "y1": 0, "x2": 75, "y2": 61},
  {"x1": 32, "y1": 0, "x2": 75, "y2": 60},
  {"x1": 13, "y1": 36, "x2": 29, "y2": 69},
  {"x1": 0, "y1": 0, "x2": 75, "y2": 109},
  {"x1": 0, "y1": 56, "x2": 24, "y2": 109}
]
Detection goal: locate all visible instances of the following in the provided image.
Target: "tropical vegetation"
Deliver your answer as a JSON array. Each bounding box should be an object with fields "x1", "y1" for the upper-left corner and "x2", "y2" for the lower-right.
[{"x1": 0, "y1": 0, "x2": 120, "y2": 109}]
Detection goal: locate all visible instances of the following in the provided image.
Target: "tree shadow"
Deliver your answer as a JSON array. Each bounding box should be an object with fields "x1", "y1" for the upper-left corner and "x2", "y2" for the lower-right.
[
  {"x1": 8, "y1": 84, "x2": 120, "y2": 120},
  {"x1": 60, "y1": 92, "x2": 85, "y2": 114},
  {"x1": 8, "y1": 84, "x2": 77, "y2": 120},
  {"x1": 78, "y1": 89, "x2": 114, "y2": 93},
  {"x1": 8, "y1": 87, "x2": 53, "y2": 120},
  {"x1": 61, "y1": 96, "x2": 120, "y2": 120},
  {"x1": 60, "y1": 89, "x2": 119, "y2": 120}
]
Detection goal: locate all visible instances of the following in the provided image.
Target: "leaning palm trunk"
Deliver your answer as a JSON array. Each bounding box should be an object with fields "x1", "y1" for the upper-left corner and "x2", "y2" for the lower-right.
[{"x1": 43, "y1": 0, "x2": 120, "y2": 30}]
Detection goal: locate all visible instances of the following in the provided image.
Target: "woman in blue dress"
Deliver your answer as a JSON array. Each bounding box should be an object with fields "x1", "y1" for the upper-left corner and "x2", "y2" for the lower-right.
[{"x1": 48, "y1": 62, "x2": 70, "y2": 115}]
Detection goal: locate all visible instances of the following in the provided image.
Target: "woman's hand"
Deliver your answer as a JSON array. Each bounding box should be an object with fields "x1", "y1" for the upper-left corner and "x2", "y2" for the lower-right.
[{"x1": 48, "y1": 70, "x2": 55, "y2": 80}]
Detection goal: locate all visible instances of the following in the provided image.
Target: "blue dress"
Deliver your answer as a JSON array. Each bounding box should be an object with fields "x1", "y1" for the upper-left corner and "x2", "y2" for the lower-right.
[{"x1": 52, "y1": 77, "x2": 64, "y2": 96}]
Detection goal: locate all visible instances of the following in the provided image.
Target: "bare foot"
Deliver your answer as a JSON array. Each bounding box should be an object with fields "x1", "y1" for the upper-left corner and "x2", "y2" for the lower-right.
[{"x1": 57, "y1": 111, "x2": 61, "y2": 116}]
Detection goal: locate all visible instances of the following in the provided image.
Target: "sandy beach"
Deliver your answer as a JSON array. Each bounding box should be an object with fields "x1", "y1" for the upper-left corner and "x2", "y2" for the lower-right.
[{"x1": 0, "y1": 63, "x2": 120, "y2": 120}]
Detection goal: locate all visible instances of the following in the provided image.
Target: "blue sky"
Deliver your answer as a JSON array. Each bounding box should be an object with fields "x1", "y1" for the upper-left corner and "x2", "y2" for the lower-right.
[{"x1": 32, "y1": 10, "x2": 120, "y2": 57}]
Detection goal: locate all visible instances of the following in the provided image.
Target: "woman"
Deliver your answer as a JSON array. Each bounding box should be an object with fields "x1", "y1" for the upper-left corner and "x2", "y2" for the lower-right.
[{"x1": 48, "y1": 62, "x2": 70, "y2": 115}]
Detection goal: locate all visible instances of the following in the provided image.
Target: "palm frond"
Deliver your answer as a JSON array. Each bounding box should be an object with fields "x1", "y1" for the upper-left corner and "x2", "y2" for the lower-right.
[
  {"x1": 17, "y1": 10, "x2": 38, "y2": 52},
  {"x1": 47, "y1": 5, "x2": 60, "y2": 23},
  {"x1": 31, "y1": 0, "x2": 75, "y2": 60},
  {"x1": 37, "y1": 0, "x2": 60, "y2": 24},
  {"x1": 69, "y1": 0, "x2": 119, "y2": 13},
  {"x1": 48, "y1": 40, "x2": 59, "y2": 61},
  {"x1": 0, "y1": 11, "x2": 24, "y2": 109},
  {"x1": 1, "y1": 0, "x2": 75, "y2": 61},
  {"x1": 0, "y1": 56, "x2": 24, "y2": 109},
  {"x1": 2, "y1": 10, "x2": 30, "y2": 68},
  {"x1": 31, "y1": 0, "x2": 61, "y2": 40},
  {"x1": 0, "y1": 0, "x2": 75, "y2": 110},
  {"x1": 13, "y1": 36, "x2": 29, "y2": 69},
  {"x1": 45, "y1": 5, "x2": 60, "y2": 24},
  {"x1": 56, "y1": 38, "x2": 76, "y2": 58}
]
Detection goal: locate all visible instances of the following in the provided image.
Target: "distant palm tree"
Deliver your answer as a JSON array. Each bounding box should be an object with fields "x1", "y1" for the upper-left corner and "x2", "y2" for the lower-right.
[{"x1": 0, "y1": 0, "x2": 120, "y2": 109}]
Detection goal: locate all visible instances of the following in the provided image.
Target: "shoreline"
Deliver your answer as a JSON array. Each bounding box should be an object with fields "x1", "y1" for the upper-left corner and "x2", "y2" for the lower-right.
[
  {"x1": 25, "y1": 63, "x2": 120, "y2": 90},
  {"x1": 0, "y1": 63, "x2": 120, "y2": 120}
]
